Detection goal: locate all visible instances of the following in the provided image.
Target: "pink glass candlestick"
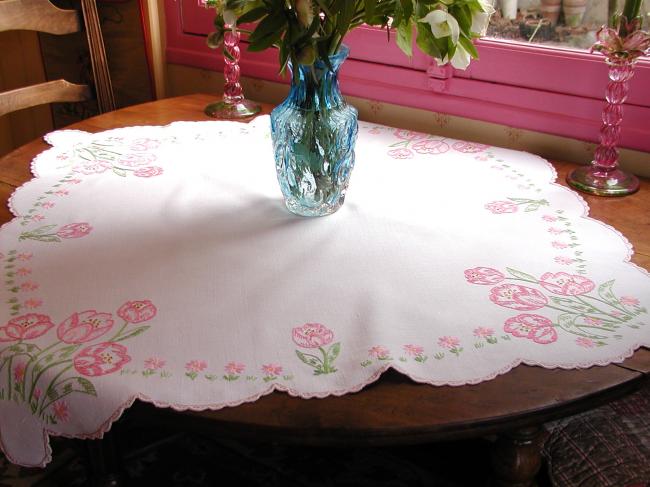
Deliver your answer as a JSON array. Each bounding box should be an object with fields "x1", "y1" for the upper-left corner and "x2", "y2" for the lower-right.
[
  {"x1": 567, "y1": 57, "x2": 639, "y2": 196},
  {"x1": 205, "y1": 28, "x2": 261, "y2": 119}
]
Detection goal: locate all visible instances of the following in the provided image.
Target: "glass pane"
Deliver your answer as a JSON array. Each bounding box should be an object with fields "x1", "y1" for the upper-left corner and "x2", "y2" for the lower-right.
[{"x1": 486, "y1": 0, "x2": 649, "y2": 50}]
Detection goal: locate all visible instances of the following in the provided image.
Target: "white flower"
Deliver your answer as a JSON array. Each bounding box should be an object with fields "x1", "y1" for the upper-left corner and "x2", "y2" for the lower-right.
[
  {"x1": 420, "y1": 10, "x2": 460, "y2": 44},
  {"x1": 471, "y1": 0, "x2": 496, "y2": 35},
  {"x1": 436, "y1": 43, "x2": 472, "y2": 70}
]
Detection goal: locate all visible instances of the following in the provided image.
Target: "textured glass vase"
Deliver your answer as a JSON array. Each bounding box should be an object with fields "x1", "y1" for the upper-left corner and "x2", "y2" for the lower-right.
[{"x1": 270, "y1": 45, "x2": 358, "y2": 217}]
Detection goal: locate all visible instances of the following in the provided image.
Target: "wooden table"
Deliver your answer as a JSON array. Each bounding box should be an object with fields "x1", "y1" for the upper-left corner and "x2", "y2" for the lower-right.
[{"x1": 2, "y1": 94, "x2": 649, "y2": 486}]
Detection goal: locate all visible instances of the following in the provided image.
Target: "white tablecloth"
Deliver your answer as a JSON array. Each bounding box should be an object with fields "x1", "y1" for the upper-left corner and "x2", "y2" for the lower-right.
[{"x1": 0, "y1": 117, "x2": 648, "y2": 466}]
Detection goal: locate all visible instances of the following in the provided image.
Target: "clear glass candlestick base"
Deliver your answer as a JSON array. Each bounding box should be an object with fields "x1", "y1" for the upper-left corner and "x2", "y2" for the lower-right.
[
  {"x1": 204, "y1": 99, "x2": 260, "y2": 119},
  {"x1": 567, "y1": 166, "x2": 639, "y2": 196}
]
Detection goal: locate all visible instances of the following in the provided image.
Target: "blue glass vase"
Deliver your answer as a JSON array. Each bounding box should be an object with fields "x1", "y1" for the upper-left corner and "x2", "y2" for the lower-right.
[{"x1": 270, "y1": 45, "x2": 358, "y2": 217}]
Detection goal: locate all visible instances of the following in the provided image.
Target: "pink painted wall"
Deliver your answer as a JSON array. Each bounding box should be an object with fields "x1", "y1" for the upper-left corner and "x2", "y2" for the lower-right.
[{"x1": 165, "y1": 0, "x2": 650, "y2": 152}]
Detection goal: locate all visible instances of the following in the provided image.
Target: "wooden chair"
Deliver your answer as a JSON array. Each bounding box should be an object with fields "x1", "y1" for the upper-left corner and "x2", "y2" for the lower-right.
[{"x1": 0, "y1": 0, "x2": 116, "y2": 117}]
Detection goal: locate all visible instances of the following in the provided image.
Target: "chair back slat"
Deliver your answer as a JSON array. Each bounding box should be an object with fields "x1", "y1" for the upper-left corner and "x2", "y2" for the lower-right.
[
  {"x1": 0, "y1": 80, "x2": 92, "y2": 117},
  {"x1": 0, "y1": 0, "x2": 115, "y2": 117},
  {"x1": 81, "y1": 0, "x2": 116, "y2": 113},
  {"x1": 0, "y1": 0, "x2": 80, "y2": 35}
]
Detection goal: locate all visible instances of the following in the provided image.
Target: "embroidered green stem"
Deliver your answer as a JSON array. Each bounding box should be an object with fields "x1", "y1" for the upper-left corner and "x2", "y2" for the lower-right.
[
  {"x1": 38, "y1": 363, "x2": 74, "y2": 415},
  {"x1": 26, "y1": 341, "x2": 61, "y2": 402},
  {"x1": 105, "y1": 320, "x2": 129, "y2": 342},
  {"x1": 318, "y1": 346, "x2": 330, "y2": 374},
  {"x1": 28, "y1": 358, "x2": 71, "y2": 405}
]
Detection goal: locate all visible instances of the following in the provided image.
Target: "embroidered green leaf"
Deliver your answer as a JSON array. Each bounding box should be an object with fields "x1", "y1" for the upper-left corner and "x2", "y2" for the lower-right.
[
  {"x1": 506, "y1": 268, "x2": 538, "y2": 283},
  {"x1": 598, "y1": 280, "x2": 618, "y2": 305},
  {"x1": 114, "y1": 326, "x2": 150, "y2": 342},
  {"x1": 550, "y1": 296, "x2": 598, "y2": 314},
  {"x1": 46, "y1": 387, "x2": 59, "y2": 401},
  {"x1": 295, "y1": 350, "x2": 321, "y2": 367},
  {"x1": 327, "y1": 342, "x2": 341, "y2": 362},
  {"x1": 29, "y1": 225, "x2": 57, "y2": 236},
  {"x1": 75, "y1": 378, "x2": 96, "y2": 396},
  {"x1": 112, "y1": 167, "x2": 127, "y2": 177}
]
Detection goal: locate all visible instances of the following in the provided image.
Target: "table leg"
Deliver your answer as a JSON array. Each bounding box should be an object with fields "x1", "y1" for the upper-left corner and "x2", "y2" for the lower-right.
[
  {"x1": 86, "y1": 431, "x2": 123, "y2": 487},
  {"x1": 490, "y1": 425, "x2": 544, "y2": 487}
]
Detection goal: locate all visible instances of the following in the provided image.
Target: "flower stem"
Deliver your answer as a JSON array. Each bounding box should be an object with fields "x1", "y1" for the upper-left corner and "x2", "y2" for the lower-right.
[
  {"x1": 28, "y1": 358, "x2": 71, "y2": 404},
  {"x1": 105, "y1": 320, "x2": 129, "y2": 343},
  {"x1": 38, "y1": 363, "x2": 73, "y2": 415},
  {"x1": 319, "y1": 346, "x2": 330, "y2": 374}
]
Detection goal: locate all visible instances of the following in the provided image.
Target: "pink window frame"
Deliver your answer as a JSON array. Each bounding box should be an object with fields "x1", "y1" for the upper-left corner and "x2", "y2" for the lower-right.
[{"x1": 165, "y1": 0, "x2": 650, "y2": 152}]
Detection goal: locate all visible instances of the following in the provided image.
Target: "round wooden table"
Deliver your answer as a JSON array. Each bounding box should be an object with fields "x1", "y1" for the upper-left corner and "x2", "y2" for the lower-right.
[{"x1": 2, "y1": 94, "x2": 649, "y2": 486}]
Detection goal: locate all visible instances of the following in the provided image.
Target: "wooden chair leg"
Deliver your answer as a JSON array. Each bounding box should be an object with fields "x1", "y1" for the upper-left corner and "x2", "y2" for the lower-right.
[
  {"x1": 490, "y1": 425, "x2": 545, "y2": 487},
  {"x1": 86, "y1": 431, "x2": 123, "y2": 487}
]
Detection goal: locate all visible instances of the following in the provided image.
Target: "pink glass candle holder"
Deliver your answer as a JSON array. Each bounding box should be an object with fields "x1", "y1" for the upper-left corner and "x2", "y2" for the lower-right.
[
  {"x1": 567, "y1": 57, "x2": 639, "y2": 196},
  {"x1": 205, "y1": 28, "x2": 261, "y2": 119}
]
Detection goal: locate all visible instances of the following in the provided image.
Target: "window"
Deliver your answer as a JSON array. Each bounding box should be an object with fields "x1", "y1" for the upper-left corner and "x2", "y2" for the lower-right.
[{"x1": 165, "y1": 0, "x2": 650, "y2": 152}]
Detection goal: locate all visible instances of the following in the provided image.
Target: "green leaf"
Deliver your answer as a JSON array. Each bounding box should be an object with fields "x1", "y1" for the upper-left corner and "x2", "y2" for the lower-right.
[
  {"x1": 295, "y1": 350, "x2": 321, "y2": 367},
  {"x1": 550, "y1": 296, "x2": 598, "y2": 314},
  {"x1": 328, "y1": 342, "x2": 341, "y2": 362},
  {"x1": 30, "y1": 224, "x2": 57, "y2": 235},
  {"x1": 248, "y1": 10, "x2": 286, "y2": 51},
  {"x1": 459, "y1": 37, "x2": 479, "y2": 59},
  {"x1": 112, "y1": 167, "x2": 127, "y2": 177},
  {"x1": 396, "y1": 21, "x2": 413, "y2": 57},
  {"x1": 416, "y1": 21, "x2": 442, "y2": 59},
  {"x1": 505, "y1": 268, "x2": 538, "y2": 283},
  {"x1": 237, "y1": 6, "x2": 268, "y2": 24},
  {"x1": 46, "y1": 387, "x2": 59, "y2": 401},
  {"x1": 114, "y1": 326, "x2": 150, "y2": 342},
  {"x1": 76, "y1": 377, "x2": 97, "y2": 396},
  {"x1": 598, "y1": 280, "x2": 617, "y2": 304},
  {"x1": 363, "y1": 0, "x2": 376, "y2": 21}
]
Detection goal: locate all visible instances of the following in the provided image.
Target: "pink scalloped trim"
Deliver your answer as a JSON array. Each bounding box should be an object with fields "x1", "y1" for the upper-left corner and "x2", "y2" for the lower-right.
[{"x1": 6, "y1": 337, "x2": 649, "y2": 469}]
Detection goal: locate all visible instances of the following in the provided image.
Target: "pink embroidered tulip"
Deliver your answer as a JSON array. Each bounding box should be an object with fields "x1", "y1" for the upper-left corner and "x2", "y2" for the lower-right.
[
  {"x1": 539, "y1": 272, "x2": 595, "y2": 296},
  {"x1": 403, "y1": 344, "x2": 425, "y2": 357},
  {"x1": 412, "y1": 139, "x2": 450, "y2": 155},
  {"x1": 72, "y1": 161, "x2": 112, "y2": 175},
  {"x1": 57, "y1": 222, "x2": 92, "y2": 239},
  {"x1": 73, "y1": 342, "x2": 130, "y2": 376},
  {"x1": 464, "y1": 267, "x2": 505, "y2": 285},
  {"x1": 117, "y1": 300, "x2": 157, "y2": 323},
  {"x1": 452, "y1": 141, "x2": 489, "y2": 153},
  {"x1": 292, "y1": 323, "x2": 334, "y2": 348},
  {"x1": 134, "y1": 166, "x2": 164, "y2": 178},
  {"x1": 485, "y1": 201, "x2": 518, "y2": 214},
  {"x1": 57, "y1": 310, "x2": 114, "y2": 344},
  {"x1": 394, "y1": 129, "x2": 427, "y2": 140},
  {"x1": 387, "y1": 148, "x2": 414, "y2": 159},
  {"x1": 117, "y1": 153, "x2": 157, "y2": 167},
  {"x1": 504, "y1": 314, "x2": 557, "y2": 344},
  {"x1": 0, "y1": 313, "x2": 55, "y2": 342},
  {"x1": 261, "y1": 364, "x2": 283, "y2": 376},
  {"x1": 489, "y1": 284, "x2": 548, "y2": 311},
  {"x1": 52, "y1": 401, "x2": 70, "y2": 422},
  {"x1": 129, "y1": 138, "x2": 161, "y2": 151}
]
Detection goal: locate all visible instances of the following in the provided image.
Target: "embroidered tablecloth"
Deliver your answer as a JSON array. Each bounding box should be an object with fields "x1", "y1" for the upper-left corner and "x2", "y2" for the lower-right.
[{"x1": 0, "y1": 117, "x2": 648, "y2": 466}]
